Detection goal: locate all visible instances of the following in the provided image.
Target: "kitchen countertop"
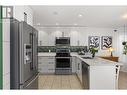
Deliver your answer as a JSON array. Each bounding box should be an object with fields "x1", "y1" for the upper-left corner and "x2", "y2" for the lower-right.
[
  {"x1": 38, "y1": 52, "x2": 56, "y2": 56},
  {"x1": 38, "y1": 52, "x2": 123, "y2": 66},
  {"x1": 72, "y1": 53, "x2": 123, "y2": 66}
]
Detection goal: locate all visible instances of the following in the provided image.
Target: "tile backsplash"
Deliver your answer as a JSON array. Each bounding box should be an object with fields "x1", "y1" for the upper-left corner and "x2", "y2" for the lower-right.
[{"x1": 38, "y1": 46, "x2": 87, "y2": 52}]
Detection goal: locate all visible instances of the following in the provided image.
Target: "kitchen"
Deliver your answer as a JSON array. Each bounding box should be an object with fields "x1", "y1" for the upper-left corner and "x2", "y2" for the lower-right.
[{"x1": 0, "y1": 5, "x2": 127, "y2": 90}]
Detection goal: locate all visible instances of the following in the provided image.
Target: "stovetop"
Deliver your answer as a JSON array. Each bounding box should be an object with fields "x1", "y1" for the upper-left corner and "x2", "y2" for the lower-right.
[{"x1": 55, "y1": 53, "x2": 71, "y2": 57}]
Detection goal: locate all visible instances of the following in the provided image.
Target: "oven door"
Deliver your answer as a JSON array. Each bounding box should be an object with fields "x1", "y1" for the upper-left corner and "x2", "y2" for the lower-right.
[{"x1": 56, "y1": 57, "x2": 71, "y2": 68}]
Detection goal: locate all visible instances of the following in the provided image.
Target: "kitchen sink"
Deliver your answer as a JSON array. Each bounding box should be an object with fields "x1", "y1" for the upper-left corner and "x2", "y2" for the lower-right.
[{"x1": 81, "y1": 57, "x2": 93, "y2": 59}]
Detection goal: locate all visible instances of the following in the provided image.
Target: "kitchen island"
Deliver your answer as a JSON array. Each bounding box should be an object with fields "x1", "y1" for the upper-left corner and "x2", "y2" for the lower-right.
[{"x1": 38, "y1": 52, "x2": 123, "y2": 89}]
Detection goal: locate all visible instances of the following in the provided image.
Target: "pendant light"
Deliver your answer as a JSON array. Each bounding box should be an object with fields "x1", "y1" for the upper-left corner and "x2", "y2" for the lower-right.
[
  {"x1": 122, "y1": 24, "x2": 127, "y2": 45},
  {"x1": 124, "y1": 24, "x2": 126, "y2": 41}
]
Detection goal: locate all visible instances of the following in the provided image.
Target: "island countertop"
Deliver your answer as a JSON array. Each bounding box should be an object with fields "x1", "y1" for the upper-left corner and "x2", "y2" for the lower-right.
[
  {"x1": 38, "y1": 52, "x2": 123, "y2": 66},
  {"x1": 71, "y1": 53, "x2": 123, "y2": 66}
]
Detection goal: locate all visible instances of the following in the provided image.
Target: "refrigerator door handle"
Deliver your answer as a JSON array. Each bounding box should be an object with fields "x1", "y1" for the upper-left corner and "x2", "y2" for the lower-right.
[{"x1": 30, "y1": 33, "x2": 34, "y2": 70}]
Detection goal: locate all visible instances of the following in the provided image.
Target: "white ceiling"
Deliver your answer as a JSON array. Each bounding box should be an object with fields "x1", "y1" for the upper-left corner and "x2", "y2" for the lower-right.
[{"x1": 30, "y1": 6, "x2": 127, "y2": 28}]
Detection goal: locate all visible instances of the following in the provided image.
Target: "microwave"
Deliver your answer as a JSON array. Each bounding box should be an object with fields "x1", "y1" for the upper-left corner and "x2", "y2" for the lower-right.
[{"x1": 55, "y1": 37, "x2": 70, "y2": 45}]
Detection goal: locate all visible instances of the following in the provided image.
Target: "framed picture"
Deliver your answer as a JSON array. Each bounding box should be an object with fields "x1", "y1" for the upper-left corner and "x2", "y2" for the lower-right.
[
  {"x1": 101, "y1": 36, "x2": 112, "y2": 50},
  {"x1": 88, "y1": 36, "x2": 100, "y2": 49}
]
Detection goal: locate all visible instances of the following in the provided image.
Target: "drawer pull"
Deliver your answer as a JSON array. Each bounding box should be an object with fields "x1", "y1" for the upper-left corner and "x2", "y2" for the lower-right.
[
  {"x1": 48, "y1": 69, "x2": 54, "y2": 70},
  {"x1": 49, "y1": 62, "x2": 54, "y2": 64},
  {"x1": 48, "y1": 57, "x2": 53, "y2": 58}
]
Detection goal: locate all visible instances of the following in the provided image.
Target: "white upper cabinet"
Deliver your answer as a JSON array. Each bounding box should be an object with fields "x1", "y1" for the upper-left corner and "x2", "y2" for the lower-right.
[
  {"x1": 38, "y1": 27, "x2": 81, "y2": 46},
  {"x1": 13, "y1": 6, "x2": 33, "y2": 26},
  {"x1": 37, "y1": 27, "x2": 116, "y2": 50},
  {"x1": 38, "y1": 30, "x2": 49, "y2": 46}
]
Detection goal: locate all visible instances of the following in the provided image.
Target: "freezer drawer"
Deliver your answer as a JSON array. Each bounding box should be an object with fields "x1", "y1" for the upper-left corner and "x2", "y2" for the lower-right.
[{"x1": 23, "y1": 74, "x2": 38, "y2": 89}]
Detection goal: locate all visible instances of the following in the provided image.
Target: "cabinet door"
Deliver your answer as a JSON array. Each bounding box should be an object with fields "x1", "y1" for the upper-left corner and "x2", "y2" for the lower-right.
[
  {"x1": 72, "y1": 57, "x2": 76, "y2": 73},
  {"x1": 38, "y1": 31, "x2": 49, "y2": 46},
  {"x1": 38, "y1": 65, "x2": 48, "y2": 73},
  {"x1": 38, "y1": 56, "x2": 55, "y2": 74},
  {"x1": 79, "y1": 60, "x2": 82, "y2": 83},
  {"x1": 47, "y1": 57, "x2": 55, "y2": 73},
  {"x1": 76, "y1": 58, "x2": 82, "y2": 83},
  {"x1": 76, "y1": 58, "x2": 80, "y2": 78},
  {"x1": 75, "y1": 57, "x2": 79, "y2": 75}
]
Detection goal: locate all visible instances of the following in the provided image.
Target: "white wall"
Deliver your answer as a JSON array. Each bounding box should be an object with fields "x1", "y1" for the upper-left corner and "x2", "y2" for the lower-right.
[
  {"x1": 37, "y1": 27, "x2": 117, "y2": 56},
  {"x1": 3, "y1": 19, "x2": 10, "y2": 89},
  {"x1": 115, "y1": 27, "x2": 127, "y2": 72},
  {"x1": 2, "y1": 5, "x2": 33, "y2": 89},
  {"x1": 13, "y1": 6, "x2": 33, "y2": 26}
]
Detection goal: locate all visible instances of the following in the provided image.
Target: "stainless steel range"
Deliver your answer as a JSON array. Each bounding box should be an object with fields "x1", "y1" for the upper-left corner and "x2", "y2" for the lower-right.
[{"x1": 55, "y1": 37, "x2": 72, "y2": 74}]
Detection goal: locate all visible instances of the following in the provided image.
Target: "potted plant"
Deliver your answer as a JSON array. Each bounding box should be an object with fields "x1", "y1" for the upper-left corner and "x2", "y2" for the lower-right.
[
  {"x1": 122, "y1": 41, "x2": 127, "y2": 55},
  {"x1": 89, "y1": 48, "x2": 98, "y2": 58}
]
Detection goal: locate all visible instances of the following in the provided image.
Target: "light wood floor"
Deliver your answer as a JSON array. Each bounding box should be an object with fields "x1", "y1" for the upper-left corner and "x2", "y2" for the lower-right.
[
  {"x1": 118, "y1": 71, "x2": 127, "y2": 89},
  {"x1": 38, "y1": 74, "x2": 83, "y2": 89},
  {"x1": 38, "y1": 71, "x2": 127, "y2": 90}
]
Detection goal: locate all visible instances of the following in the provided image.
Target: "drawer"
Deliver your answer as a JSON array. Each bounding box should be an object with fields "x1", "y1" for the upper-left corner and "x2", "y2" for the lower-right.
[
  {"x1": 39, "y1": 58, "x2": 48, "y2": 63},
  {"x1": 38, "y1": 67, "x2": 48, "y2": 73},
  {"x1": 47, "y1": 59, "x2": 55, "y2": 62},
  {"x1": 47, "y1": 65, "x2": 55, "y2": 69},
  {"x1": 38, "y1": 64, "x2": 47, "y2": 69},
  {"x1": 39, "y1": 57, "x2": 55, "y2": 63},
  {"x1": 39, "y1": 62, "x2": 55, "y2": 65},
  {"x1": 47, "y1": 68, "x2": 55, "y2": 73},
  {"x1": 48, "y1": 62, "x2": 55, "y2": 64},
  {"x1": 41, "y1": 57, "x2": 55, "y2": 60},
  {"x1": 39, "y1": 61, "x2": 49, "y2": 65},
  {"x1": 47, "y1": 56, "x2": 55, "y2": 59}
]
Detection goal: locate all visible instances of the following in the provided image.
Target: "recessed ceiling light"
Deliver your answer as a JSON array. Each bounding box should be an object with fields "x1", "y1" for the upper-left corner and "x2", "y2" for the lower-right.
[
  {"x1": 37, "y1": 23, "x2": 40, "y2": 26},
  {"x1": 56, "y1": 23, "x2": 59, "y2": 25},
  {"x1": 122, "y1": 14, "x2": 127, "y2": 19},
  {"x1": 53, "y1": 11, "x2": 58, "y2": 15},
  {"x1": 74, "y1": 23, "x2": 78, "y2": 25},
  {"x1": 78, "y1": 14, "x2": 83, "y2": 17}
]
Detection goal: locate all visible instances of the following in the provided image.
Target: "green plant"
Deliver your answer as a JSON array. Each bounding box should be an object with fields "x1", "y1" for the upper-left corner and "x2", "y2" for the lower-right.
[
  {"x1": 89, "y1": 48, "x2": 98, "y2": 57},
  {"x1": 90, "y1": 48, "x2": 98, "y2": 54}
]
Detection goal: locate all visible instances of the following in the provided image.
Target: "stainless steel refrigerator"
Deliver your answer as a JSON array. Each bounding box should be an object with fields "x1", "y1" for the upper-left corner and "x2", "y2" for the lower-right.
[{"x1": 10, "y1": 18, "x2": 38, "y2": 89}]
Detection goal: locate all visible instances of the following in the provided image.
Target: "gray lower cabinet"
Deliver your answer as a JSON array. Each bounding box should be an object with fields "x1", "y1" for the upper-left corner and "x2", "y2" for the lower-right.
[{"x1": 38, "y1": 56, "x2": 55, "y2": 74}]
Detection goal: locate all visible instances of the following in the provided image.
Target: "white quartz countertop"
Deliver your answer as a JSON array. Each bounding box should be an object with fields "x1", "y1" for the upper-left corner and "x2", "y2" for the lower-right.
[
  {"x1": 38, "y1": 52, "x2": 123, "y2": 66},
  {"x1": 38, "y1": 52, "x2": 56, "y2": 56},
  {"x1": 72, "y1": 53, "x2": 123, "y2": 66}
]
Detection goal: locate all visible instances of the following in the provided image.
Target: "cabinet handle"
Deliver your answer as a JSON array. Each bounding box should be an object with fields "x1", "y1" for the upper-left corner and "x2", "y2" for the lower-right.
[
  {"x1": 48, "y1": 69, "x2": 54, "y2": 70},
  {"x1": 49, "y1": 62, "x2": 54, "y2": 64}
]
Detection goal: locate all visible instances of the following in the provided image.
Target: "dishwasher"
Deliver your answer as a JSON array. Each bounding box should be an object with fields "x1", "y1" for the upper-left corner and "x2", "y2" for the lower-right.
[{"x1": 82, "y1": 61, "x2": 89, "y2": 89}]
